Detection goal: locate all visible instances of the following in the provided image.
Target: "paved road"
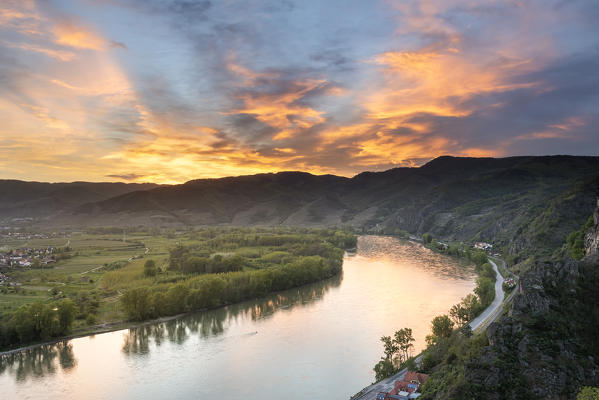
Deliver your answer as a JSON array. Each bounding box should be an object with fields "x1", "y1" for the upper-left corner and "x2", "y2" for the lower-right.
[
  {"x1": 468, "y1": 259, "x2": 504, "y2": 331},
  {"x1": 351, "y1": 258, "x2": 509, "y2": 400}
]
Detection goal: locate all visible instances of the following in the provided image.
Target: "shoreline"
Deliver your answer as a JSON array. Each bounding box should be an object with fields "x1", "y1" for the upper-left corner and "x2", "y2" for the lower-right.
[
  {"x1": 0, "y1": 312, "x2": 187, "y2": 357},
  {"x1": 0, "y1": 267, "x2": 345, "y2": 356},
  {"x1": 350, "y1": 257, "x2": 509, "y2": 400}
]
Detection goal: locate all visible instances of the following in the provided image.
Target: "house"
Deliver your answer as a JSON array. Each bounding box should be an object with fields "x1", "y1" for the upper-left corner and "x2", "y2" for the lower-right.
[
  {"x1": 377, "y1": 371, "x2": 429, "y2": 400},
  {"x1": 42, "y1": 256, "x2": 56, "y2": 265},
  {"x1": 474, "y1": 242, "x2": 493, "y2": 251}
]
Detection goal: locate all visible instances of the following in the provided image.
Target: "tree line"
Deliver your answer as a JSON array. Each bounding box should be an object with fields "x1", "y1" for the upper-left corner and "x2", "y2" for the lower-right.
[
  {"x1": 0, "y1": 299, "x2": 77, "y2": 349},
  {"x1": 122, "y1": 255, "x2": 343, "y2": 321}
]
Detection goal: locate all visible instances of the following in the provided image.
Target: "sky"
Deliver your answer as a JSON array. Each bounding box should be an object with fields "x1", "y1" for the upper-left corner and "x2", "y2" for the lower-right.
[{"x1": 1, "y1": 0, "x2": 598, "y2": 183}]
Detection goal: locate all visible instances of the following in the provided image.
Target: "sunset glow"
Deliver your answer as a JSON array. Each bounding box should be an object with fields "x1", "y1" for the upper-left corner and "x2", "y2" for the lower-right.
[{"x1": 1, "y1": 0, "x2": 598, "y2": 183}]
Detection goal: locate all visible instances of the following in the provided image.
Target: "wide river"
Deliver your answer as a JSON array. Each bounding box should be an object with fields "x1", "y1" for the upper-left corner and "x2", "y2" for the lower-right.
[{"x1": 0, "y1": 236, "x2": 475, "y2": 400}]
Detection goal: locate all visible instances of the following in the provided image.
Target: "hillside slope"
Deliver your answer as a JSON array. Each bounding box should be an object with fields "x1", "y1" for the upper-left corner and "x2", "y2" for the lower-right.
[
  {"x1": 420, "y1": 201, "x2": 599, "y2": 400},
  {"x1": 61, "y1": 155, "x2": 599, "y2": 261},
  {"x1": 0, "y1": 181, "x2": 159, "y2": 222}
]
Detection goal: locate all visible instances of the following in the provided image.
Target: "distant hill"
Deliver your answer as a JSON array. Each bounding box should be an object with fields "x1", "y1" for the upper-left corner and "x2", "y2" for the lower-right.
[
  {"x1": 4, "y1": 156, "x2": 599, "y2": 261},
  {"x1": 0, "y1": 181, "x2": 159, "y2": 221}
]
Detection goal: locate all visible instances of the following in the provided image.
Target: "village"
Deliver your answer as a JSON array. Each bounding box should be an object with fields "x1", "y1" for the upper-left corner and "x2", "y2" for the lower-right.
[{"x1": 0, "y1": 246, "x2": 58, "y2": 269}]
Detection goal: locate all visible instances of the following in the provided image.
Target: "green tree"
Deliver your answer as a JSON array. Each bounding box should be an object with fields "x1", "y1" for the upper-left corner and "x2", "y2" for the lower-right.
[
  {"x1": 144, "y1": 259, "x2": 157, "y2": 277},
  {"x1": 471, "y1": 250, "x2": 488, "y2": 267},
  {"x1": 381, "y1": 335, "x2": 399, "y2": 360},
  {"x1": 57, "y1": 298, "x2": 77, "y2": 334},
  {"x1": 449, "y1": 294, "x2": 480, "y2": 326},
  {"x1": 422, "y1": 233, "x2": 433, "y2": 244},
  {"x1": 394, "y1": 328, "x2": 415, "y2": 364},
  {"x1": 578, "y1": 387, "x2": 599, "y2": 400},
  {"x1": 427, "y1": 315, "x2": 454, "y2": 346},
  {"x1": 474, "y1": 277, "x2": 495, "y2": 307},
  {"x1": 121, "y1": 287, "x2": 152, "y2": 320},
  {"x1": 374, "y1": 358, "x2": 395, "y2": 381}
]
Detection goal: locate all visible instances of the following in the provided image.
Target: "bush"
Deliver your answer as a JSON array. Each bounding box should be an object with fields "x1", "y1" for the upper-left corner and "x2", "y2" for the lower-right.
[{"x1": 423, "y1": 233, "x2": 433, "y2": 244}]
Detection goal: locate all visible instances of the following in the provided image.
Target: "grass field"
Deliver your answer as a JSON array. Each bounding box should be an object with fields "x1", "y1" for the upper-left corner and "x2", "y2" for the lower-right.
[
  {"x1": 1, "y1": 232, "x2": 155, "y2": 317},
  {"x1": 0, "y1": 230, "x2": 273, "y2": 319},
  {"x1": 0, "y1": 227, "x2": 355, "y2": 344}
]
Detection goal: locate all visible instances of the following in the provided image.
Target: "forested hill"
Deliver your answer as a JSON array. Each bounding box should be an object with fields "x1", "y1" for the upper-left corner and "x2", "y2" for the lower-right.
[
  {"x1": 4, "y1": 156, "x2": 599, "y2": 262},
  {"x1": 0, "y1": 181, "x2": 158, "y2": 220}
]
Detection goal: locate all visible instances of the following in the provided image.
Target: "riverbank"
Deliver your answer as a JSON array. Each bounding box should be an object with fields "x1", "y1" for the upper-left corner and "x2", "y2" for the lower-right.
[
  {"x1": 351, "y1": 257, "x2": 508, "y2": 400},
  {"x1": 1, "y1": 267, "x2": 347, "y2": 356},
  {"x1": 0, "y1": 227, "x2": 356, "y2": 351},
  {"x1": 2, "y1": 235, "x2": 479, "y2": 400},
  {"x1": 0, "y1": 310, "x2": 197, "y2": 356}
]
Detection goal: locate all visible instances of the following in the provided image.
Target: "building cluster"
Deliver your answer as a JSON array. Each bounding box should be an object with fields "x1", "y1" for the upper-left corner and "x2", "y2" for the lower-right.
[
  {"x1": 0, "y1": 247, "x2": 56, "y2": 268},
  {"x1": 503, "y1": 277, "x2": 516, "y2": 289},
  {"x1": 376, "y1": 371, "x2": 429, "y2": 400},
  {"x1": 474, "y1": 242, "x2": 493, "y2": 251}
]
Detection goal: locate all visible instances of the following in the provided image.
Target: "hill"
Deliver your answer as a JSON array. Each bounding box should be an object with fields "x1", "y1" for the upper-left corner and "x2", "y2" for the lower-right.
[
  {"x1": 3, "y1": 155, "x2": 599, "y2": 263},
  {"x1": 0, "y1": 181, "x2": 159, "y2": 222}
]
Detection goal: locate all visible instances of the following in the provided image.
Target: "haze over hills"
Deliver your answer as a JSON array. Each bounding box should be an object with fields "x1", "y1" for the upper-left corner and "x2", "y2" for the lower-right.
[{"x1": 3, "y1": 156, "x2": 599, "y2": 263}]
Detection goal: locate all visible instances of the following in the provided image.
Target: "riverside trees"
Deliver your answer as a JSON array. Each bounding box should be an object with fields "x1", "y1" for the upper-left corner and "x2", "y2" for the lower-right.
[
  {"x1": 374, "y1": 328, "x2": 415, "y2": 380},
  {"x1": 0, "y1": 299, "x2": 77, "y2": 348},
  {"x1": 120, "y1": 229, "x2": 355, "y2": 321}
]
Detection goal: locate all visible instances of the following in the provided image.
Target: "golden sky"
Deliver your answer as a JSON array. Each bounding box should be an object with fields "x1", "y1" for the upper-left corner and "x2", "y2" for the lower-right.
[{"x1": 1, "y1": 0, "x2": 598, "y2": 183}]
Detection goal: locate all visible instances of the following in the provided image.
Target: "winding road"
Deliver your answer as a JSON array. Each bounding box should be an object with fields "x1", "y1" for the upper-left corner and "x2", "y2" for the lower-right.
[{"x1": 351, "y1": 258, "x2": 513, "y2": 400}]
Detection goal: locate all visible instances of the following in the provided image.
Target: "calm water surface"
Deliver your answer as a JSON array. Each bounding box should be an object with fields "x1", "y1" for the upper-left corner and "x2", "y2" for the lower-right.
[{"x1": 0, "y1": 236, "x2": 475, "y2": 400}]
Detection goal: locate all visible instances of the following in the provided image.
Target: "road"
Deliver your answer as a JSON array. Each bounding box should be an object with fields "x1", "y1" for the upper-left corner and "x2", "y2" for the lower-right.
[
  {"x1": 468, "y1": 259, "x2": 504, "y2": 331},
  {"x1": 351, "y1": 258, "x2": 510, "y2": 400}
]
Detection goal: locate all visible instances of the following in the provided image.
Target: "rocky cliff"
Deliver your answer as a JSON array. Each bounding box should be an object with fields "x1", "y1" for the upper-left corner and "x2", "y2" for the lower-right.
[{"x1": 458, "y1": 200, "x2": 599, "y2": 399}]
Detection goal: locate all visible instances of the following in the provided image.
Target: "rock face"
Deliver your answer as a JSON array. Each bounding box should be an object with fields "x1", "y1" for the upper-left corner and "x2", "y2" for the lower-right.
[
  {"x1": 467, "y1": 260, "x2": 597, "y2": 399},
  {"x1": 585, "y1": 199, "x2": 599, "y2": 257},
  {"x1": 462, "y1": 200, "x2": 599, "y2": 399}
]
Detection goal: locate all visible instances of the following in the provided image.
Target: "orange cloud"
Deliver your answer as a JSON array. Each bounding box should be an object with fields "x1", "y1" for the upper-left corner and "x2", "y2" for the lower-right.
[
  {"x1": 53, "y1": 20, "x2": 106, "y2": 50},
  {"x1": 367, "y1": 50, "x2": 538, "y2": 121},
  {"x1": 224, "y1": 61, "x2": 334, "y2": 140}
]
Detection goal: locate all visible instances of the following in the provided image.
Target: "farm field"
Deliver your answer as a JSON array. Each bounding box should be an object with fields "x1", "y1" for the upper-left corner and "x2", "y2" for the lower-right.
[{"x1": 0, "y1": 227, "x2": 355, "y2": 349}]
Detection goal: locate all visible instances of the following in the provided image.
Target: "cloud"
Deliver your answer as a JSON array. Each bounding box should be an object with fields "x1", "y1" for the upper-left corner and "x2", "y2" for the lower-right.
[
  {"x1": 1, "y1": 0, "x2": 598, "y2": 183},
  {"x1": 53, "y1": 20, "x2": 106, "y2": 50},
  {"x1": 106, "y1": 173, "x2": 147, "y2": 181}
]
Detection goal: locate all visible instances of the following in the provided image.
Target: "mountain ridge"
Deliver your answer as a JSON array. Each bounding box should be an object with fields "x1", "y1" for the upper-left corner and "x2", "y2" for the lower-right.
[{"x1": 3, "y1": 155, "x2": 599, "y2": 264}]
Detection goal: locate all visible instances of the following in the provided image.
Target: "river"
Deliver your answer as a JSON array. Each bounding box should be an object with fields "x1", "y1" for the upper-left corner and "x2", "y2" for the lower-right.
[{"x1": 0, "y1": 235, "x2": 476, "y2": 399}]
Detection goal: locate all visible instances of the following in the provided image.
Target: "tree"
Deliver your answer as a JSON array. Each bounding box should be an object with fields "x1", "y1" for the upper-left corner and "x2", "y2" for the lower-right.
[
  {"x1": 475, "y1": 277, "x2": 495, "y2": 307},
  {"x1": 471, "y1": 250, "x2": 488, "y2": 267},
  {"x1": 374, "y1": 358, "x2": 395, "y2": 381},
  {"x1": 121, "y1": 287, "x2": 152, "y2": 320},
  {"x1": 431, "y1": 315, "x2": 454, "y2": 339},
  {"x1": 578, "y1": 387, "x2": 599, "y2": 400},
  {"x1": 381, "y1": 335, "x2": 398, "y2": 360},
  {"x1": 57, "y1": 298, "x2": 77, "y2": 334},
  {"x1": 394, "y1": 328, "x2": 415, "y2": 364},
  {"x1": 449, "y1": 294, "x2": 480, "y2": 326},
  {"x1": 144, "y1": 259, "x2": 157, "y2": 277}
]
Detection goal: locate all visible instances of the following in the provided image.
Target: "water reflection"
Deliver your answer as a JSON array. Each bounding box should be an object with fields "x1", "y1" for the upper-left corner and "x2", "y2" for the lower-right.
[
  {"x1": 121, "y1": 272, "x2": 343, "y2": 355},
  {"x1": 0, "y1": 341, "x2": 76, "y2": 381},
  {"x1": 359, "y1": 236, "x2": 474, "y2": 280},
  {"x1": 0, "y1": 237, "x2": 476, "y2": 399}
]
